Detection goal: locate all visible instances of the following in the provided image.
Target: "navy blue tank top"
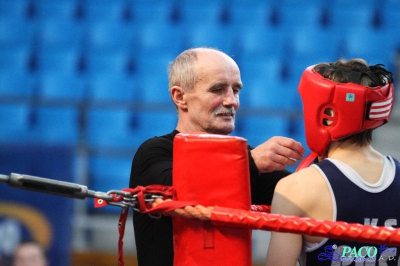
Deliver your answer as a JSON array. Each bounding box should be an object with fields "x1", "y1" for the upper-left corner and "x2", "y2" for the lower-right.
[{"x1": 304, "y1": 157, "x2": 400, "y2": 266}]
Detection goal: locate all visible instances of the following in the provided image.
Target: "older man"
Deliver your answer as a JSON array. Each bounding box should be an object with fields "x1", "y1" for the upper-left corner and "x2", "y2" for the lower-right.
[{"x1": 130, "y1": 47, "x2": 304, "y2": 266}]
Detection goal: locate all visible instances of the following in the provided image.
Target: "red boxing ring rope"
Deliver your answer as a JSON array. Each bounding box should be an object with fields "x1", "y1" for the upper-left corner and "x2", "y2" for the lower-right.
[
  {"x1": 210, "y1": 206, "x2": 400, "y2": 246},
  {"x1": 141, "y1": 199, "x2": 400, "y2": 246},
  {"x1": 104, "y1": 185, "x2": 400, "y2": 246}
]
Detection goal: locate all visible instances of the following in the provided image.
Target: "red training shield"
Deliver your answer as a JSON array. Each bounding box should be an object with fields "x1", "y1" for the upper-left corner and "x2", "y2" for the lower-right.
[{"x1": 172, "y1": 133, "x2": 252, "y2": 266}]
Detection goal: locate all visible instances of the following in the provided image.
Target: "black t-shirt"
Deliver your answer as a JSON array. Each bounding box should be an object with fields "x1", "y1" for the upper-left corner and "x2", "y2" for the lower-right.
[{"x1": 130, "y1": 130, "x2": 291, "y2": 266}]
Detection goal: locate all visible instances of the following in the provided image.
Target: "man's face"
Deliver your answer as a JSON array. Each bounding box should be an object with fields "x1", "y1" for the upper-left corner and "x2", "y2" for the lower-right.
[{"x1": 184, "y1": 51, "x2": 242, "y2": 135}]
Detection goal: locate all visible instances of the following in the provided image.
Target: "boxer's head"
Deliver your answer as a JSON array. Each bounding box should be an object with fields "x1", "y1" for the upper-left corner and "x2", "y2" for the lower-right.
[{"x1": 298, "y1": 59, "x2": 394, "y2": 156}]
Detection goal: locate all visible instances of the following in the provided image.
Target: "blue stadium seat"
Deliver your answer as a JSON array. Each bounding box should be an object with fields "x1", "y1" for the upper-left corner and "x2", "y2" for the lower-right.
[
  {"x1": 329, "y1": 0, "x2": 377, "y2": 9},
  {"x1": 30, "y1": 106, "x2": 80, "y2": 145},
  {"x1": 240, "y1": 76, "x2": 297, "y2": 110},
  {"x1": 36, "y1": 20, "x2": 84, "y2": 51},
  {"x1": 342, "y1": 27, "x2": 396, "y2": 71},
  {"x1": 88, "y1": 155, "x2": 133, "y2": 212},
  {"x1": 80, "y1": 0, "x2": 128, "y2": 22},
  {"x1": 134, "y1": 110, "x2": 177, "y2": 139},
  {"x1": 0, "y1": 70, "x2": 35, "y2": 99},
  {"x1": 130, "y1": 0, "x2": 175, "y2": 25},
  {"x1": 133, "y1": 52, "x2": 174, "y2": 103},
  {"x1": 287, "y1": 26, "x2": 342, "y2": 62},
  {"x1": 87, "y1": 107, "x2": 139, "y2": 149},
  {"x1": 135, "y1": 23, "x2": 184, "y2": 56},
  {"x1": 236, "y1": 25, "x2": 288, "y2": 63},
  {"x1": 89, "y1": 109, "x2": 177, "y2": 147},
  {"x1": 178, "y1": 0, "x2": 224, "y2": 26},
  {"x1": 276, "y1": 1, "x2": 324, "y2": 29},
  {"x1": 33, "y1": 0, "x2": 79, "y2": 21},
  {"x1": 0, "y1": 0, "x2": 30, "y2": 20},
  {"x1": 283, "y1": 57, "x2": 317, "y2": 87},
  {"x1": 37, "y1": 72, "x2": 86, "y2": 103},
  {"x1": 83, "y1": 21, "x2": 133, "y2": 53},
  {"x1": 86, "y1": 73, "x2": 136, "y2": 103},
  {"x1": 240, "y1": 57, "x2": 285, "y2": 108},
  {"x1": 240, "y1": 57, "x2": 284, "y2": 87},
  {"x1": 0, "y1": 19, "x2": 34, "y2": 49},
  {"x1": 84, "y1": 50, "x2": 130, "y2": 75},
  {"x1": 88, "y1": 155, "x2": 132, "y2": 191},
  {"x1": 228, "y1": 0, "x2": 274, "y2": 27},
  {"x1": 327, "y1": 2, "x2": 376, "y2": 30},
  {"x1": 138, "y1": 74, "x2": 170, "y2": 104},
  {"x1": 134, "y1": 52, "x2": 175, "y2": 77},
  {"x1": 240, "y1": 116, "x2": 289, "y2": 147},
  {"x1": 183, "y1": 24, "x2": 237, "y2": 57},
  {"x1": 0, "y1": 47, "x2": 32, "y2": 72},
  {"x1": 381, "y1": 1, "x2": 400, "y2": 30},
  {"x1": 35, "y1": 48, "x2": 81, "y2": 74},
  {"x1": 0, "y1": 103, "x2": 31, "y2": 143}
]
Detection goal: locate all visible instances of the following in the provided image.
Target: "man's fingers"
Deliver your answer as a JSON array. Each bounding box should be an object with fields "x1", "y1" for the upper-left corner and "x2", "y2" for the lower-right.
[{"x1": 274, "y1": 137, "x2": 305, "y2": 159}]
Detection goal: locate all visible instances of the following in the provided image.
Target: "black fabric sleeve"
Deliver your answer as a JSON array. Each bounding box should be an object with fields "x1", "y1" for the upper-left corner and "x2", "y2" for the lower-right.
[
  {"x1": 129, "y1": 137, "x2": 173, "y2": 188},
  {"x1": 250, "y1": 169, "x2": 291, "y2": 205},
  {"x1": 247, "y1": 146, "x2": 292, "y2": 205},
  {"x1": 130, "y1": 136, "x2": 174, "y2": 266}
]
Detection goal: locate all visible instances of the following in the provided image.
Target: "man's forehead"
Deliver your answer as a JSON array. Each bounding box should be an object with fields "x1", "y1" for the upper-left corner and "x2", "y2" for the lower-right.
[{"x1": 196, "y1": 49, "x2": 235, "y2": 64}]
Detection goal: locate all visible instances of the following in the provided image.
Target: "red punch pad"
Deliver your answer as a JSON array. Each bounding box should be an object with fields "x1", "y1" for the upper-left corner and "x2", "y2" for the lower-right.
[{"x1": 172, "y1": 133, "x2": 252, "y2": 266}]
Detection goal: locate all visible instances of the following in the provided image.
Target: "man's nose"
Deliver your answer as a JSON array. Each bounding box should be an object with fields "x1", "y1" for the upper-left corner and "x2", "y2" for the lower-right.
[{"x1": 223, "y1": 89, "x2": 238, "y2": 106}]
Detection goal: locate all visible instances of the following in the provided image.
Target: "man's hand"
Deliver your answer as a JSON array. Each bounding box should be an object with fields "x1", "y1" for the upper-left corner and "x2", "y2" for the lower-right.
[
  {"x1": 251, "y1": 136, "x2": 305, "y2": 173},
  {"x1": 152, "y1": 198, "x2": 212, "y2": 221}
]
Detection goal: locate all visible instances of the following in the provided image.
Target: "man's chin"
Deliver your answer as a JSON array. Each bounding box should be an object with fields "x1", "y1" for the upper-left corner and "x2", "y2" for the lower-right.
[{"x1": 210, "y1": 125, "x2": 235, "y2": 135}]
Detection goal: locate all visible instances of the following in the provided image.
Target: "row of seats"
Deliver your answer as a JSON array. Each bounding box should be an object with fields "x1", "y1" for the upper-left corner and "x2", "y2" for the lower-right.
[
  {"x1": 2, "y1": 16, "x2": 400, "y2": 56},
  {"x1": 0, "y1": 69, "x2": 304, "y2": 109},
  {"x1": 0, "y1": 102, "x2": 180, "y2": 147},
  {"x1": 1, "y1": 24, "x2": 398, "y2": 81},
  {"x1": 0, "y1": 17, "x2": 400, "y2": 75},
  {"x1": 1, "y1": 0, "x2": 399, "y2": 30},
  {"x1": 0, "y1": 101, "x2": 304, "y2": 146}
]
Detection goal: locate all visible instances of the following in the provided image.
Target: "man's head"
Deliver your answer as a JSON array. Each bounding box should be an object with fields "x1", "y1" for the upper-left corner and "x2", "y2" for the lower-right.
[
  {"x1": 13, "y1": 241, "x2": 48, "y2": 266},
  {"x1": 298, "y1": 58, "x2": 394, "y2": 156},
  {"x1": 169, "y1": 47, "x2": 242, "y2": 135}
]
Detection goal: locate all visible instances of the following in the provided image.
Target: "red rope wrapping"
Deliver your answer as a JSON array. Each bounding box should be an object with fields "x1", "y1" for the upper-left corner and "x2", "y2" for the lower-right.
[
  {"x1": 103, "y1": 186, "x2": 197, "y2": 266},
  {"x1": 250, "y1": 204, "x2": 271, "y2": 213},
  {"x1": 211, "y1": 206, "x2": 400, "y2": 245},
  {"x1": 112, "y1": 186, "x2": 177, "y2": 266}
]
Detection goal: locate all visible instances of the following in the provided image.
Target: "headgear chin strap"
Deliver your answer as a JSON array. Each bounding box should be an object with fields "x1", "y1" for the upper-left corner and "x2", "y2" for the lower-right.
[{"x1": 296, "y1": 65, "x2": 394, "y2": 171}]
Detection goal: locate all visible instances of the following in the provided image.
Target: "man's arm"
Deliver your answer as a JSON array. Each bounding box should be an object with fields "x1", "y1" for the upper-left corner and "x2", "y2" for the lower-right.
[
  {"x1": 129, "y1": 137, "x2": 175, "y2": 266},
  {"x1": 248, "y1": 136, "x2": 304, "y2": 205},
  {"x1": 130, "y1": 137, "x2": 174, "y2": 188}
]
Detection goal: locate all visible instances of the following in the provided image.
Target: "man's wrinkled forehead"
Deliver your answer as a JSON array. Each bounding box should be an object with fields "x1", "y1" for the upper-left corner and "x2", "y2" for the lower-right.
[{"x1": 195, "y1": 51, "x2": 241, "y2": 82}]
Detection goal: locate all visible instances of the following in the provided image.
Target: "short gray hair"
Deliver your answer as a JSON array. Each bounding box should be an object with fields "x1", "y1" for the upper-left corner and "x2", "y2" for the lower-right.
[{"x1": 168, "y1": 47, "x2": 222, "y2": 91}]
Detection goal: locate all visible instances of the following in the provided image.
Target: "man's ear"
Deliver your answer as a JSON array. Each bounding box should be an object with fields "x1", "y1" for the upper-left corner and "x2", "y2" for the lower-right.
[{"x1": 170, "y1": 86, "x2": 187, "y2": 109}]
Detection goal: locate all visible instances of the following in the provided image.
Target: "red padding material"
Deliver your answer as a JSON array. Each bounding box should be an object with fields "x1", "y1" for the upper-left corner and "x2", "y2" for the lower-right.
[{"x1": 172, "y1": 133, "x2": 252, "y2": 266}]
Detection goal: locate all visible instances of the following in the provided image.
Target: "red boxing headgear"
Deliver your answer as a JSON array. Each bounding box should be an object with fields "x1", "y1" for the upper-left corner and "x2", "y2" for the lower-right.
[{"x1": 298, "y1": 65, "x2": 394, "y2": 157}]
